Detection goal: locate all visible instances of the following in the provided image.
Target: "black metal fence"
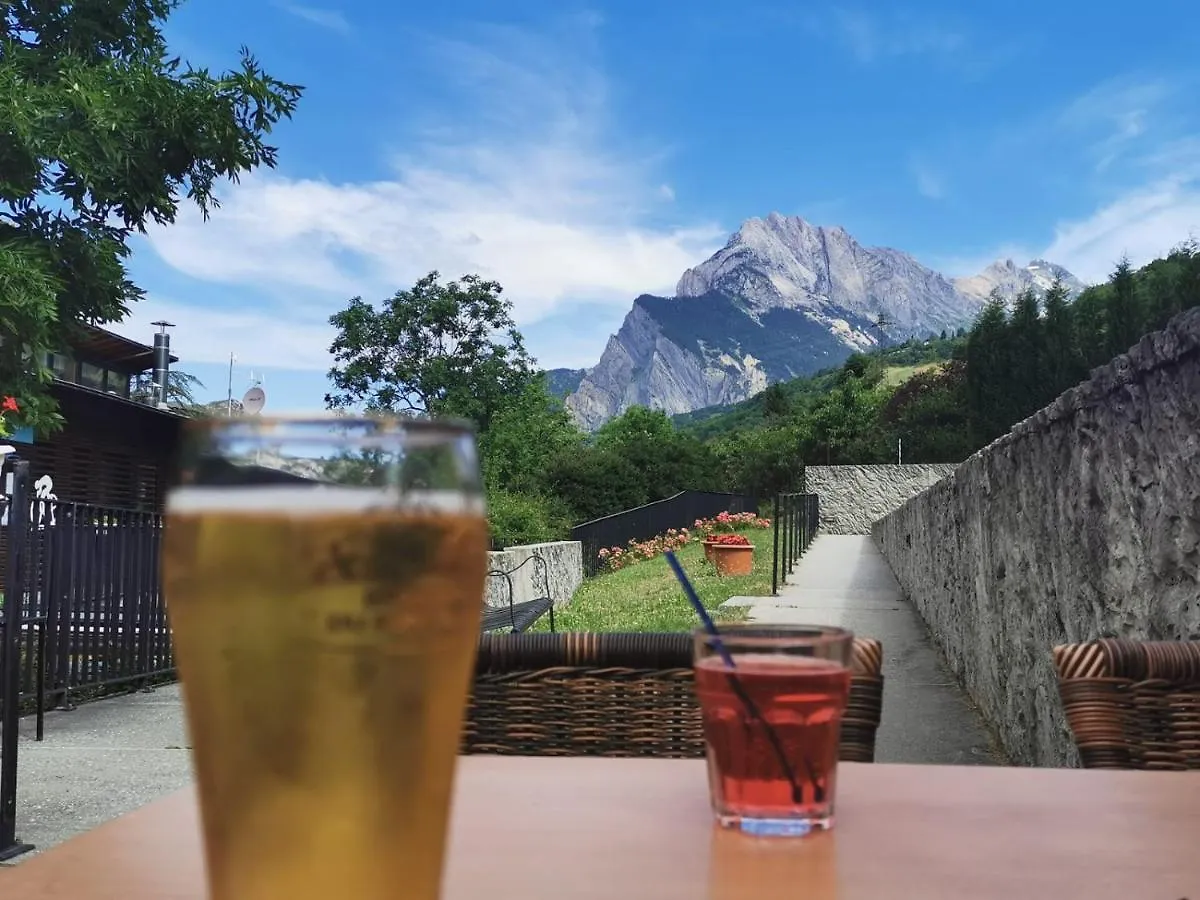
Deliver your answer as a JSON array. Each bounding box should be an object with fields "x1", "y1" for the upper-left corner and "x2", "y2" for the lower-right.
[
  {"x1": 1, "y1": 459, "x2": 172, "y2": 859},
  {"x1": 572, "y1": 491, "x2": 760, "y2": 577},
  {"x1": 771, "y1": 493, "x2": 820, "y2": 595}
]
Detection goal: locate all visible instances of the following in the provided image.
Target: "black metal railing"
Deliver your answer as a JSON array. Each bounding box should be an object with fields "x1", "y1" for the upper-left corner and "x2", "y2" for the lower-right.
[
  {"x1": 571, "y1": 491, "x2": 759, "y2": 577},
  {"x1": 1, "y1": 458, "x2": 172, "y2": 860},
  {"x1": 771, "y1": 493, "x2": 820, "y2": 596}
]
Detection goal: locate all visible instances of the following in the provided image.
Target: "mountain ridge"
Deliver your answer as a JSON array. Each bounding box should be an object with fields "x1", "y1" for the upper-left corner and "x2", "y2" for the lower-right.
[{"x1": 562, "y1": 213, "x2": 1085, "y2": 430}]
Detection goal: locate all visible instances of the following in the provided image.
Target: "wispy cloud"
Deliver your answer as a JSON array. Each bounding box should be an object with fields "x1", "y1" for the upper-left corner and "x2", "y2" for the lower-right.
[
  {"x1": 1040, "y1": 172, "x2": 1200, "y2": 283},
  {"x1": 911, "y1": 160, "x2": 946, "y2": 200},
  {"x1": 132, "y1": 15, "x2": 723, "y2": 370},
  {"x1": 276, "y1": 2, "x2": 351, "y2": 35},
  {"x1": 1058, "y1": 76, "x2": 1176, "y2": 172},
  {"x1": 916, "y1": 72, "x2": 1200, "y2": 283},
  {"x1": 812, "y1": 8, "x2": 966, "y2": 64},
  {"x1": 1024, "y1": 76, "x2": 1200, "y2": 281}
]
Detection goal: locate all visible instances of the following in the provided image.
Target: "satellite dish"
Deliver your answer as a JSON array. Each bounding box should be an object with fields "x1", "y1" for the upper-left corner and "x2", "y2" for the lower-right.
[{"x1": 242, "y1": 386, "x2": 266, "y2": 416}]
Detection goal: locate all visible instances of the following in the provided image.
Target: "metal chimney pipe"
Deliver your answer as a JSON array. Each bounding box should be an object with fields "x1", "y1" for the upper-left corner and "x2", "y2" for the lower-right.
[{"x1": 151, "y1": 321, "x2": 174, "y2": 409}]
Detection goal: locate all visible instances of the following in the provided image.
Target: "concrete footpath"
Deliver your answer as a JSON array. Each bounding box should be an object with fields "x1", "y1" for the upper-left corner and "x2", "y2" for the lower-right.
[
  {"x1": 2, "y1": 683, "x2": 192, "y2": 861},
  {"x1": 725, "y1": 535, "x2": 1006, "y2": 766}
]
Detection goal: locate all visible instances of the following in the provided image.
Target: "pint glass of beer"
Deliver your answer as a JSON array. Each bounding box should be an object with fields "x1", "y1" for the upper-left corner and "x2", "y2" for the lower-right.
[{"x1": 162, "y1": 416, "x2": 487, "y2": 900}]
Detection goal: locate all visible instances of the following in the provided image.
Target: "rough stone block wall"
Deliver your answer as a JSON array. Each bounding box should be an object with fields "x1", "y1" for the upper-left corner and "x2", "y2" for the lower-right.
[
  {"x1": 485, "y1": 541, "x2": 583, "y2": 610},
  {"x1": 874, "y1": 308, "x2": 1200, "y2": 767},
  {"x1": 806, "y1": 464, "x2": 958, "y2": 534}
]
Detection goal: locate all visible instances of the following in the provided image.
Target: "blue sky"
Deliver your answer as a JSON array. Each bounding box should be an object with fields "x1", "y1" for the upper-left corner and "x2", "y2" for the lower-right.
[{"x1": 114, "y1": 0, "x2": 1200, "y2": 411}]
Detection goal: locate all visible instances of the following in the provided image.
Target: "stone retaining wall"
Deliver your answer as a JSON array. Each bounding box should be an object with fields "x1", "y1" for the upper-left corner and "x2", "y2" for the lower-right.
[
  {"x1": 874, "y1": 308, "x2": 1200, "y2": 766},
  {"x1": 485, "y1": 541, "x2": 583, "y2": 610},
  {"x1": 806, "y1": 464, "x2": 958, "y2": 534}
]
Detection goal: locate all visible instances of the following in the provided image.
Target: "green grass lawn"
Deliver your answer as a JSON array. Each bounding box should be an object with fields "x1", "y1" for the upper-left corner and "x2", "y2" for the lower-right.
[
  {"x1": 882, "y1": 362, "x2": 941, "y2": 387},
  {"x1": 535, "y1": 528, "x2": 777, "y2": 633}
]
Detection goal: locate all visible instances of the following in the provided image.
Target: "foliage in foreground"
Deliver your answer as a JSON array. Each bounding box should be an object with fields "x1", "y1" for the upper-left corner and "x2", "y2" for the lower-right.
[{"x1": 1, "y1": 0, "x2": 303, "y2": 434}]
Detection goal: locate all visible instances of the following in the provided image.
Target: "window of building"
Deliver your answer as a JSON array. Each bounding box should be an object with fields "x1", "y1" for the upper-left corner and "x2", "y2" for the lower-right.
[
  {"x1": 49, "y1": 353, "x2": 76, "y2": 381},
  {"x1": 107, "y1": 371, "x2": 131, "y2": 397},
  {"x1": 79, "y1": 361, "x2": 106, "y2": 390}
]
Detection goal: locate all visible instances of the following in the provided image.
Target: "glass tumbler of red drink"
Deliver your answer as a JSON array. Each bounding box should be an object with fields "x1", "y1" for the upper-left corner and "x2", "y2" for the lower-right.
[{"x1": 693, "y1": 624, "x2": 853, "y2": 837}]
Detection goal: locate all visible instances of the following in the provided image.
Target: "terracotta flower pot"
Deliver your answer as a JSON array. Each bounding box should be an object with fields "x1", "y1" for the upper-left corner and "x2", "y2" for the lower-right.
[
  {"x1": 711, "y1": 543, "x2": 754, "y2": 577},
  {"x1": 702, "y1": 540, "x2": 718, "y2": 562}
]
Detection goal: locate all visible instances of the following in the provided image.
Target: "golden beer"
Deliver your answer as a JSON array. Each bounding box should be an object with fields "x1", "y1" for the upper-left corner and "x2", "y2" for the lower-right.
[{"x1": 163, "y1": 483, "x2": 486, "y2": 900}]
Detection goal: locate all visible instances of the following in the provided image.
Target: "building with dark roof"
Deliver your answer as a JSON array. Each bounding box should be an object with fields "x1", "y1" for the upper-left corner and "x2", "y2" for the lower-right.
[{"x1": 6, "y1": 324, "x2": 186, "y2": 511}]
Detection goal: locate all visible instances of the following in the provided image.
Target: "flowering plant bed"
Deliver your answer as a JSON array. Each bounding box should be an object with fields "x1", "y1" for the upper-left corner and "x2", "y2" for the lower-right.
[
  {"x1": 596, "y1": 510, "x2": 770, "y2": 574},
  {"x1": 598, "y1": 527, "x2": 691, "y2": 572}
]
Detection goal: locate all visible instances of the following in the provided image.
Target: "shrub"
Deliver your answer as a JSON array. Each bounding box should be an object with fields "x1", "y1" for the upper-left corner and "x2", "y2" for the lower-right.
[{"x1": 486, "y1": 490, "x2": 572, "y2": 548}]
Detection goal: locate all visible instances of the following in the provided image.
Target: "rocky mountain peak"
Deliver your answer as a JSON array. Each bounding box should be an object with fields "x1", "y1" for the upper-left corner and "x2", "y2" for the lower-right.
[
  {"x1": 565, "y1": 213, "x2": 1085, "y2": 430},
  {"x1": 953, "y1": 257, "x2": 1087, "y2": 304}
]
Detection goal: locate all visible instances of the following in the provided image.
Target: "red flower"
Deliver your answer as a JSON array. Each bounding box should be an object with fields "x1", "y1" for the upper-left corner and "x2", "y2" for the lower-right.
[
  {"x1": 1, "y1": 397, "x2": 17, "y2": 413},
  {"x1": 711, "y1": 534, "x2": 751, "y2": 546}
]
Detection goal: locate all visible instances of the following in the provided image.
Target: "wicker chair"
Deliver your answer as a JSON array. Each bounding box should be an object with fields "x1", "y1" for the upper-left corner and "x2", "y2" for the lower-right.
[
  {"x1": 1053, "y1": 638, "x2": 1200, "y2": 770},
  {"x1": 463, "y1": 632, "x2": 885, "y2": 762}
]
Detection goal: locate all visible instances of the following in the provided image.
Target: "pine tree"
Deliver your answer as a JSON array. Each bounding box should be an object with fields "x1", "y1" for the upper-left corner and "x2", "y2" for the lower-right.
[
  {"x1": 1008, "y1": 287, "x2": 1045, "y2": 421},
  {"x1": 1106, "y1": 256, "x2": 1141, "y2": 357},
  {"x1": 965, "y1": 293, "x2": 1011, "y2": 443},
  {"x1": 1042, "y1": 278, "x2": 1083, "y2": 395}
]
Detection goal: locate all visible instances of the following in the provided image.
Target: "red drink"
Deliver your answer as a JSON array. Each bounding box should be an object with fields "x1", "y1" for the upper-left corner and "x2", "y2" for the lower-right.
[{"x1": 694, "y1": 654, "x2": 850, "y2": 835}]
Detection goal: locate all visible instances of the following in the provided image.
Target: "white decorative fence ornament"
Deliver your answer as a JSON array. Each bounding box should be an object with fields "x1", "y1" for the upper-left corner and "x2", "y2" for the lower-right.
[
  {"x1": 0, "y1": 462, "x2": 57, "y2": 528},
  {"x1": 33, "y1": 474, "x2": 58, "y2": 527}
]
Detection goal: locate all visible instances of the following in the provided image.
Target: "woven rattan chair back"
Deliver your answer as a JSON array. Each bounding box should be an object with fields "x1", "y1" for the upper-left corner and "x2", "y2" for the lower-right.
[
  {"x1": 1053, "y1": 638, "x2": 1200, "y2": 770},
  {"x1": 463, "y1": 632, "x2": 884, "y2": 762}
]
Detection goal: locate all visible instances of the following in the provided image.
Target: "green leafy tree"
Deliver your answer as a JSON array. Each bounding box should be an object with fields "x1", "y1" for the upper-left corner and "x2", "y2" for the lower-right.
[
  {"x1": 807, "y1": 369, "x2": 889, "y2": 464},
  {"x1": 714, "y1": 424, "x2": 809, "y2": 495},
  {"x1": 543, "y1": 446, "x2": 649, "y2": 524},
  {"x1": 478, "y1": 376, "x2": 583, "y2": 495},
  {"x1": 0, "y1": 0, "x2": 302, "y2": 434},
  {"x1": 130, "y1": 369, "x2": 204, "y2": 412},
  {"x1": 758, "y1": 382, "x2": 792, "y2": 422},
  {"x1": 326, "y1": 272, "x2": 536, "y2": 433},
  {"x1": 879, "y1": 361, "x2": 973, "y2": 462},
  {"x1": 485, "y1": 489, "x2": 573, "y2": 548},
  {"x1": 595, "y1": 406, "x2": 719, "y2": 500}
]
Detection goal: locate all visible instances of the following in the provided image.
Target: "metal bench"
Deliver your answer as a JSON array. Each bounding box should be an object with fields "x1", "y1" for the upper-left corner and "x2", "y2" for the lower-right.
[{"x1": 479, "y1": 554, "x2": 556, "y2": 633}]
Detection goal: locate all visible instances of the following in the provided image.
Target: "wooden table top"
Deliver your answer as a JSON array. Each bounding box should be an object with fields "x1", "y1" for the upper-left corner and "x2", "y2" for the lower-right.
[{"x1": 4, "y1": 757, "x2": 1199, "y2": 899}]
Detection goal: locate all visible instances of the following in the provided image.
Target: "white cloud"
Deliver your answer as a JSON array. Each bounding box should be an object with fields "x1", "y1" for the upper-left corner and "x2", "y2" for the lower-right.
[
  {"x1": 141, "y1": 16, "x2": 723, "y2": 360},
  {"x1": 1058, "y1": 77, "x2": 1174, "y2": 172},
  {"x1": 276, "y1": 2, "x2": 352, "y2": 35},
  {"x1": 1040, "y1": 173, "x2": 1200, "y2": 283},
  {"x1": 112, "y1": 296, "x2": 335, "y2": 370}
]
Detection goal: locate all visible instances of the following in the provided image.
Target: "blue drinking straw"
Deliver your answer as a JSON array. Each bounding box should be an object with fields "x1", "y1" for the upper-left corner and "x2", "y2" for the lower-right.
[
  {"x1": 664, "y1": 549, "x2": 809, "y2": 805},
  {"x1": 664, "y1": 550, "x2": 735, "y2": 668}
]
